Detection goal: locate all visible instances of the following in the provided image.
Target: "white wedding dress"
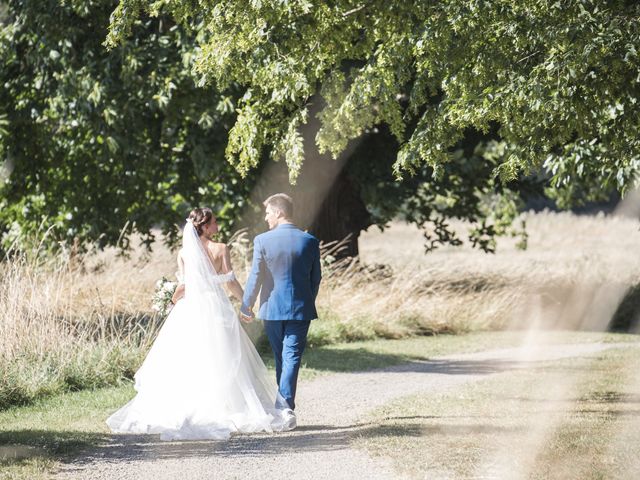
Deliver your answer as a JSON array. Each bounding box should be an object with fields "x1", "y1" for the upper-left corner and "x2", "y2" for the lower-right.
[{"x1": 106, "y1": 222, "x2": 289, "y2": 440}]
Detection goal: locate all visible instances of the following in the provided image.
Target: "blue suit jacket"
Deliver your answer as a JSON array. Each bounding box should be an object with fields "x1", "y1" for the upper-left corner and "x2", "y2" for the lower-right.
[{"x1": 241, "y1": 224, "x2": 321, "y2": 321}]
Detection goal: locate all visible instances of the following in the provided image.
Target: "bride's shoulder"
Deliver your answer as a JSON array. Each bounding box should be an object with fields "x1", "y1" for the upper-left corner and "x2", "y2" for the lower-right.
[
  {"x1": 208, "y1": 241, "x2": 228, "y2": 252},
  {"x1": 203, "y1": 240, "x2": 227, "y2": 258}
]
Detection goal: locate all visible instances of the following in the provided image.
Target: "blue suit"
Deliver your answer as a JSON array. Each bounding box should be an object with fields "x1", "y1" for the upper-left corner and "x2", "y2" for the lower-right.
[{"x1": 241, "y1": 223, "x2": 321, "y2": 409}]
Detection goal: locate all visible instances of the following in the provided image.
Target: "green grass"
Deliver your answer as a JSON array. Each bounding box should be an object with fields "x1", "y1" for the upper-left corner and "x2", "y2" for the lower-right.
[
  {"x1": 355, "y1": 338, "x2": 640, "y2": 480},
  {"x1": 0, "y1": 344, "x2": 146, "y2": 411},
  {"x1": 1, "y1": 330, "x2": 637, "y2": 479},
  {"x1": 0, "y1": 385, "x2": 133, "y2": 479}
]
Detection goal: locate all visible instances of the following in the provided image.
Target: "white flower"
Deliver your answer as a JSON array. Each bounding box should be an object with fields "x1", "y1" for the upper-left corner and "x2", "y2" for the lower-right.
[{"x1": 151, "y1": 276, "x2": 179, "y2": 316}]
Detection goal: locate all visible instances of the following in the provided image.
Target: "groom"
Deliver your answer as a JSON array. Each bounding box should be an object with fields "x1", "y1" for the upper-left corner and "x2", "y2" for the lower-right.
[{"x1": 241, "y1": 193, "x2": 321, "y2": 428}]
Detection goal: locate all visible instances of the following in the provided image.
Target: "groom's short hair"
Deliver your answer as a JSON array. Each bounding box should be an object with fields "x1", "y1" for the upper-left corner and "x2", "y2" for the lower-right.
[{"x1": 264, "y1": 193, "x2": 293, "y2": 219}]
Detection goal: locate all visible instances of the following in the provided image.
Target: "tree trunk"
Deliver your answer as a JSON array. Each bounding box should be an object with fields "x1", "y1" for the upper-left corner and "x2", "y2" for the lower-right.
[{"x1": 306, "y1": 170, "x2": 371, "y2": 257}]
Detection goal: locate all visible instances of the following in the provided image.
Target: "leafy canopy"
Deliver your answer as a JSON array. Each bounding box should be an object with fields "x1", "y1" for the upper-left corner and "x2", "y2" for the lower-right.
[
  {"x1": 0, "y1": 0, "x2": 250, "y2": 252},
  {"x1": 107, "y1": 0, "x2": 640, "y2": 202}
]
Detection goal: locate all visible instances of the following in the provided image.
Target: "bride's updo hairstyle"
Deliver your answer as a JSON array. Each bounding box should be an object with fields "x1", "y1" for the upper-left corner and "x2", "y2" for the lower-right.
[{"x1": 188, "y1": 207, "x2": 214, "y2": 236}]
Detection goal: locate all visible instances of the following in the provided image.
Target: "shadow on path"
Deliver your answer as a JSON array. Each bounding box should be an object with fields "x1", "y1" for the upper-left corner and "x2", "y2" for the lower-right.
[
  {"x1": 56, "y1": 423, "x2": 374, "y2": 466},
  {"x1": 371, "y1": 353, "x2": 604, "y2": 377},
  {"x1": 50, "y1": 419, "x2": 525, "y2": 470}
]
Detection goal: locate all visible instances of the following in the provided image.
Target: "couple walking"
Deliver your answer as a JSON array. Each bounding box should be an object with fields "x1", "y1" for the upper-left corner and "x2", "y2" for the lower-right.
[{"x1": 106, "y1": 194, "x2": 322, "y2": 440}]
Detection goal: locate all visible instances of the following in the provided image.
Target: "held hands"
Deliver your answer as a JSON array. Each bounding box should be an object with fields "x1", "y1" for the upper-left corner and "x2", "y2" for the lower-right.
[{"x1": 239, "y1": 307, "x2": 255, "y2": 324}]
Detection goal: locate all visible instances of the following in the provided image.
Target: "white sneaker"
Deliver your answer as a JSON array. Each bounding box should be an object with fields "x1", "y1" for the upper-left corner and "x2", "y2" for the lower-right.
[{"x1": 282, "y1": 408, "x2": 297, "y2": 431}]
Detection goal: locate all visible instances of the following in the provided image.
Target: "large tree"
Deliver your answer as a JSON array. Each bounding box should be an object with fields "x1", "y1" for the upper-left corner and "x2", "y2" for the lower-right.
[
  {"x1": 0, "y1": 0, "x2": 251, "y2": 253},
  {"x1": 105, "y1": 0, "x2": 640, "y2": 252}
]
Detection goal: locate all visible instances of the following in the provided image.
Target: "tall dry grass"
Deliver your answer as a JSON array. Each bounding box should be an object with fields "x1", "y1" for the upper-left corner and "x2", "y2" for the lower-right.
[
  {"x1": 0, "y1": 241, "x2": 173, "y2": 409},
  {"x1": 350, "y1": 210, "x2": 640, "y2": 335},
  {"x1": 1, "y1": 210, "x2": 639, "y2": 409}
]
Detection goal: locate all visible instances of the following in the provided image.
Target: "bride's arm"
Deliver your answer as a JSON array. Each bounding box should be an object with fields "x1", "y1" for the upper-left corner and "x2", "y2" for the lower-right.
[
  {"x1": 220, "y1": 245, "x2": 244, "y2": 302},
  {"x1": 172, "y1": 250, "x2": 186, "y2": 304}
]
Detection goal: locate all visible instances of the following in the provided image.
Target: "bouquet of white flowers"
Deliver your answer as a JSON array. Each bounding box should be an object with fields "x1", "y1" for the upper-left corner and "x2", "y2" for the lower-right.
[{"x1": 152, "y1": 277, "x2": 178, "y2": 316}]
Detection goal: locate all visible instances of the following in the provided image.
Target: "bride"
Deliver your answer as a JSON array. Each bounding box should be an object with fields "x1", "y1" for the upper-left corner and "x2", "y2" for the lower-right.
[{"x1": 106, "y1": 208, "x2": 294, "y2": 440}]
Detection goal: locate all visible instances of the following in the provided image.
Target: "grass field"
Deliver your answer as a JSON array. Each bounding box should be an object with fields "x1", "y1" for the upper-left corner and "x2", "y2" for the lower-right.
[{"x1": 357, "y1": 210, "x2": 640, "y2": 334}]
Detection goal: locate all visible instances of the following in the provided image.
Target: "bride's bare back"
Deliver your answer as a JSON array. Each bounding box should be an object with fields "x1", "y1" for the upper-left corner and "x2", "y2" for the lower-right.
[
  {"x1": 202, "y1": 240, "x2": 230, "y2": 274},
  {"x1": 175, "y1": 238, "x2": 243, "y2": 304}
]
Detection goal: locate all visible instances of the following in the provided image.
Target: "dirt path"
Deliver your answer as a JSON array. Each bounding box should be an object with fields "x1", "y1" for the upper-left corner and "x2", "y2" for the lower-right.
[{"x1": 55, "y1": 342, "x2": 624, "y2": 480}]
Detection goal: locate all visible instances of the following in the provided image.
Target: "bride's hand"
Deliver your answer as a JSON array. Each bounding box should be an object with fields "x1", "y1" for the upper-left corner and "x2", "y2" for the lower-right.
[{"x1": 171, "y1": 284, "x2": 185, "y2": 304}]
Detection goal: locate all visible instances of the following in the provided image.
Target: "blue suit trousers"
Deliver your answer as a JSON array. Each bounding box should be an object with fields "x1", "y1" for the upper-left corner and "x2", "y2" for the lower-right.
[{"x1": 264, "y1": 320, "x2": 311, "y2": 410}]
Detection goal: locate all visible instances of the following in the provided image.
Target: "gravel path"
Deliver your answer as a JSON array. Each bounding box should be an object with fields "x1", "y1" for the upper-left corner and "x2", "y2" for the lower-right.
[{"x1": 55, "y1": 342, "x2": 624, "y2": 480}]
